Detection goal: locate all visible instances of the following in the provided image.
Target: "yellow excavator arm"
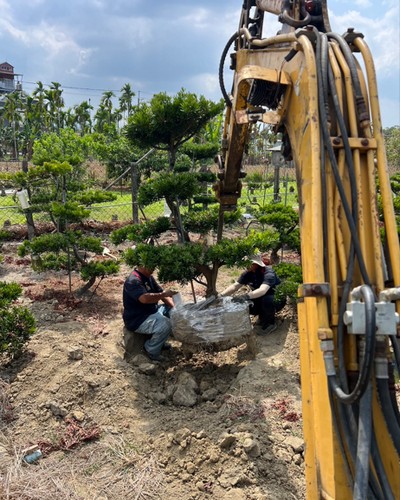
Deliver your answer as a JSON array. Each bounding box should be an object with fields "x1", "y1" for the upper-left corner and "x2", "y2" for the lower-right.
[{"x1": 216, "y1": 1, "x2": 400, "y2": 498}]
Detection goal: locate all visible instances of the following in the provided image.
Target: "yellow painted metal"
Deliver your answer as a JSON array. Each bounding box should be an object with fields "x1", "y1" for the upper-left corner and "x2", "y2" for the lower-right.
[{"x1": 218, "y1": 15, "x2": 400, "y2": 497}]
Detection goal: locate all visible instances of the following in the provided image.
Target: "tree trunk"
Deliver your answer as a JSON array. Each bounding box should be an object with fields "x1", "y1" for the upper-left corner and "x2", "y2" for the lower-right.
[
  {"x1": 168, "y1": 148, "x2": 176, "y2": 172},
  {"x1": 166, "y1": 198, "x2": 190, "y2": 243},
  {"x1": 196, "y1": 263, "x2": 220, "y2": 297}
]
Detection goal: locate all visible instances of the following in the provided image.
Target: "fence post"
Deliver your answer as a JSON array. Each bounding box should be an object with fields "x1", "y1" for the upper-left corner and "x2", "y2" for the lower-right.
[
  {"x1": 131, "y1": 161, "x2": 139, "y2": 224},
  {"x1": 21, "y1": 159, "x2": 35, "y2": 240}
]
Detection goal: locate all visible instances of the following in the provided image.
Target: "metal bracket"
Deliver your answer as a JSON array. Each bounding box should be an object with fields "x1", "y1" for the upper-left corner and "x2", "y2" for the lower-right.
[{"x1": 302, "y1": 283, "x2": 330, "y2": 297}]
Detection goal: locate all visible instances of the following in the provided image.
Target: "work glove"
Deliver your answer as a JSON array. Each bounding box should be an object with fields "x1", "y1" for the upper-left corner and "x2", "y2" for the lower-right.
[{"x1": 231, "y1": 293, "x2": 250, "y2": 303}]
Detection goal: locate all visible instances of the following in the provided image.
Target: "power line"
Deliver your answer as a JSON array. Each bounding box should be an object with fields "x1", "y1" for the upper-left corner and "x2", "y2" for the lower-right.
[
  {"x1": 22, "y1": 80, "x2": 156, "y2": 97},
  {"x1": 22, "y1": 80, "x2": 121, "y2": 93}
]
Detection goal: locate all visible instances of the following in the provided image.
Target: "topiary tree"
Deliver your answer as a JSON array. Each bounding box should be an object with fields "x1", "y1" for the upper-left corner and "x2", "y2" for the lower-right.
[
  {"x1": 125, "y1": 89, "x2": 224, "y2": 242},
  {"x1": 0, "y1": 281, "x2": 36, "y2": 359},
  {"x1": 253, "y1": 203, "x2": 300, "y2": 263},
  {"x1": 9, "y1": 132, "x2": 121, "y2": 295},
  {"x1": 115, "y1": 222, "x2": 280, "y2": 297}
]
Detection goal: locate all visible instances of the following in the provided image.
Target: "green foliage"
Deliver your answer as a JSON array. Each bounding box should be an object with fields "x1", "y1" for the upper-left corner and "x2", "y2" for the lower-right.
[
  {"x1": 18, "y1": 233, "x2": 67, "y2": 256},
  {"x1": 73, "y1": 190, "x2": 117, "y2": 205},
  {"x1": 255, "y1": 203, "x2": 300, "y2": 253},
  {"x1": 126, "y1": 89, "x2": 223, "y2": 154},
  {"x1": 91, "y1": 135, "x2": 139, "y2": 178},
  {"x1": 0, "y1": 281, "x2": 22, "y2": 305},
  {"x1": 124, "y1": 244, "x2": 161, "y2": 271},
  {"x1": 246, "y1": 172, "x2": 264, "y2": 184},
  {"x1": 0, "y1": 229, "x2": 12, "y2": 241},
  {"x1": 110, "y1": 217, "x2": 171, "y2": 244},
  {"x1": 32, "y1": 128, "x2": 88, "y2": 167},
  {"x1": 182, "y1": 207, "x2": 241, "y2": 234},
  {"x1": 51, "y1": 201, "x2": 91, "y2": 223},
  {"x1": 192, "y1": 195, "x2": 217, "y2": 206},
  {"x1": 32, "y1": 253, "x2": 70, "y2": 271},
  {"x1": 0, "y1": 281, "x2": 36, "y2": 358},
  {"x1": 18, "y1": 231, "x2": 119, "y2": 287},
  {"x1": 384, "y1": 126, "x2": 400, "y2": 169},
  {"x1": 80, "y1": 260, "x2": 120, "y2": 281},
  {"x1": 138, "y1": 172, "x2": 201, "y2": 206},
  {"x1": 196, "y1": 172, "x2": 216, "y2": 183},
  {"x1": 122, "y1": 230, "x2": 279, "y2": 288},
  {"x1": 157, "y1": 244, "x2": 204, "y2": 283},
  {"x1": 9, "y1": 131, "x2": 120, "y2": 293},
  {"x1": 180, "y1": 141, "x2": 219, "y2": 161},
  {"x1": 274, "y1": 262, "x2": 303, "y2": 303}
]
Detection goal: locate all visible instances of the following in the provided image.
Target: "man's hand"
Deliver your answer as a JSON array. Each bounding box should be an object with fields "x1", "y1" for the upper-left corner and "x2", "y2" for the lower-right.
[
  {"x1": 163, "y1": 289, "x2": 177, "y2": 298},
  {"x1": 232, "y1": 293, "x2": 250, "y2": 303}
]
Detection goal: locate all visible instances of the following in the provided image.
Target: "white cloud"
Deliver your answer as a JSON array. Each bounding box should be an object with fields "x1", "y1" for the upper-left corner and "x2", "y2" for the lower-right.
[
  {"x1": 188, "y1": 72, "x2": 221, "y2": 99},
  {"x1": 330, "y1": 6, "x2": 400, "y2": 77},
  {"x1": 354, "y1": 0, "x2": 372, "y2": 7}
]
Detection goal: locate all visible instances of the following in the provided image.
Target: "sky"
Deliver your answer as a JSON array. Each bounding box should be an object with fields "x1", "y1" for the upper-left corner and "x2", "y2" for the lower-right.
[{"x1": 0, "y1": 0, "x2": 399, "y2": 127}]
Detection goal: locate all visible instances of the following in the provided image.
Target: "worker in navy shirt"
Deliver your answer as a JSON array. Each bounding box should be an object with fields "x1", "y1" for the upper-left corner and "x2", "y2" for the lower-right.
[
  {"x1": 123, "y1": 265, "x2": 175, "y2": 361},
  {"x1": 220, "y1": 254, "x2": 281, "y2": 334}
]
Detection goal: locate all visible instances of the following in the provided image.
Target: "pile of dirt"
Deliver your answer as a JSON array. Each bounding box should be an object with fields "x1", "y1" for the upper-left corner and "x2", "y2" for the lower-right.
[{"x1": 0, "y1": 239, "x2": 305, "y2": 499}]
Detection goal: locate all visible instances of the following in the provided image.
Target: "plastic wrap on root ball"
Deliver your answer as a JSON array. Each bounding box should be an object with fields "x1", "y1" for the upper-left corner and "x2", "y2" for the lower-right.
[{"x1": 170, "y1": 296, "x2": 252, "y2": 344}]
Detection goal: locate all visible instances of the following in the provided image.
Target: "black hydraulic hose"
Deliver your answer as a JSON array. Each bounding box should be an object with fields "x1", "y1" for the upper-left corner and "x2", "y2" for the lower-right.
[
  {"x1": 314, "y1": 30, "x2": 375, "y2": 403},
  {"x1": 390, "y1": 334, "x2": 400, "y2": 373},
  {"x1": 328, "y1": 388, "x2": 355, "y2": 486},
  {"x1": 376, "y1": 377, "x2": 400, "y2": 455},
  {"x1": 353, "y1": 383, "x2": 373, "y2": 500},
  {"x1": 388, "y1": 358, "x2": 400, "y2": 427},
  {"x1": 318, "y1": 34, "x2": 329, "y2": 285},
  {"x1": 371, "y1": 431, "x2": 395, "y2": 500},
  {"x1": 331, "y1": 385, "x2": 385, "y2": 499},
  {"x1": 313, "y1": 29, "x2": 370, "y2": 285},
  {"x1": 329, "y1": 285, "x2": 376, "y2": 404},
  {"x1": 219, "y1": 32, "x2": 239, "y2": 108},
  {"x1": 327, "y1": 32, "x2": 370, "y2": 125},
  {"x1": 338, "y1": 253, "x2": 356, "y2": 388},
  {"x1": 326, "y1": 58, "x2": 371, "y2": 284}
]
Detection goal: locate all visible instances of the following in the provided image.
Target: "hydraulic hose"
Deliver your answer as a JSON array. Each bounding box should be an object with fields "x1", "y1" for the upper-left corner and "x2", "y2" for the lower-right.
[
  {"x1": 328, "y1": 285, "x2": 376, "y2": 404},
  {"x1": 376, "y1": 377, "x2": 400, "y2": 455},
  {"x1": 390, "y1": 334, "x2": 400, "y2": 373},
  {"x1": 219, "y1": 32, "x2": 238, "y2": 108},
  {"x1": 353, "y1": 383, "x2": 373, "y2": 500},
  {"x1": 318, "y1": 33, "x2": 329, "y2": 285},
  {"x1": 313, "y1": 29, "x2": 370, "y2": 285},
  {"x1": 370, "y1": 431, "x2": 395, "y2": 500},
  {"x1": 331, "y1": 388, "x2": 385, "y2": 499},
  {"x1": 327, "y1": 32, "x2": 370, "y2": 127}
]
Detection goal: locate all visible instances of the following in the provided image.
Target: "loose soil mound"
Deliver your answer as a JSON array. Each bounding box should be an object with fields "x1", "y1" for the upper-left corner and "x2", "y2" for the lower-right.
[{"x1": 0, "y1": 239, "x2": 305, "y2": 500}]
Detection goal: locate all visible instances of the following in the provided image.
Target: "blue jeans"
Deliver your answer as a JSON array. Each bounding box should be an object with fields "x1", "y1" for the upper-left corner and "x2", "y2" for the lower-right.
[{"x1": 135, "y1": 305, "x2": 171, "y2": 356}]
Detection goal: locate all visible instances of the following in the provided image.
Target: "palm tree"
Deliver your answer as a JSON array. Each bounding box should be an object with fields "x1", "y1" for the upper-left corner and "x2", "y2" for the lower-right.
[
  {"x1": 19, "y1": 95, "x2": 41, "y2": 160},
  {"x1": 45, "y1": 82, "x2": 64, "y2": 132},
  {"x1": 2, "y1": 92, "x2": 23, "y2": 159},
  {"x1": 73, "y1": 100, "x2": 93, "y2": 136},
  {"x1": 99, "y1": 91, "x2": 115, "y2": 126},
  {"x1": 119, "y1": 83, "x2": 135, "y2": 121},
  {"x1": 32, "y1": 81, "x2": 48, "y2": 133}
]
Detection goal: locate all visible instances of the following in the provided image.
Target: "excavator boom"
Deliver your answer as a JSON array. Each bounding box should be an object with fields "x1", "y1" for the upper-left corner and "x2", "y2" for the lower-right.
[{"x1": 216, "y1": 1, "x2": 400, "y2": 498}]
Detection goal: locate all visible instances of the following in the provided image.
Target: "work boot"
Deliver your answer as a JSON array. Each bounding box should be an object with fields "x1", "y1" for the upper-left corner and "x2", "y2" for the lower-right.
[
  {"x1": 145, "y1": 350, "x2": 167, "y2": 362},
  {"x1": 261, "y1": 323, "x2": 277, "y2": 334}
]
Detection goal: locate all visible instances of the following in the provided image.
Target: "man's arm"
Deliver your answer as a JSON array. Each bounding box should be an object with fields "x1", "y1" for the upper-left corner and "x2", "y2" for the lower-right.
[
  {"x1": 247, "y1": 283, "x2": 270, "y2": 299},
  {"x1": 162, "y1": 296, "x2": 175, "y2": 308},
  {"x1": 220, "y1": 282, "x2": 242, "y2": 296},
  {"x1": 138, "y1": 289, "x2": 175, "y2": 304}
]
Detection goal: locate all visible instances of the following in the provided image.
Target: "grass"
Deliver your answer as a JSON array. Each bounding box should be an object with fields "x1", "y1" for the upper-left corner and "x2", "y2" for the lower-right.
[
  {"x1": 0, "y1": 182, "x2": 299, "y2": 227},
  {"x1": 0, "y1": 433, "x2": 165, "y2": 499}
]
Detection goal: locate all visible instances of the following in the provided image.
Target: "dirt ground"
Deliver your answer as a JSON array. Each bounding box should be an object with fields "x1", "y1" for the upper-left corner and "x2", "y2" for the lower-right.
[{"x1": 0, "y1": 235, "x2": 305, "y2": 500}]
